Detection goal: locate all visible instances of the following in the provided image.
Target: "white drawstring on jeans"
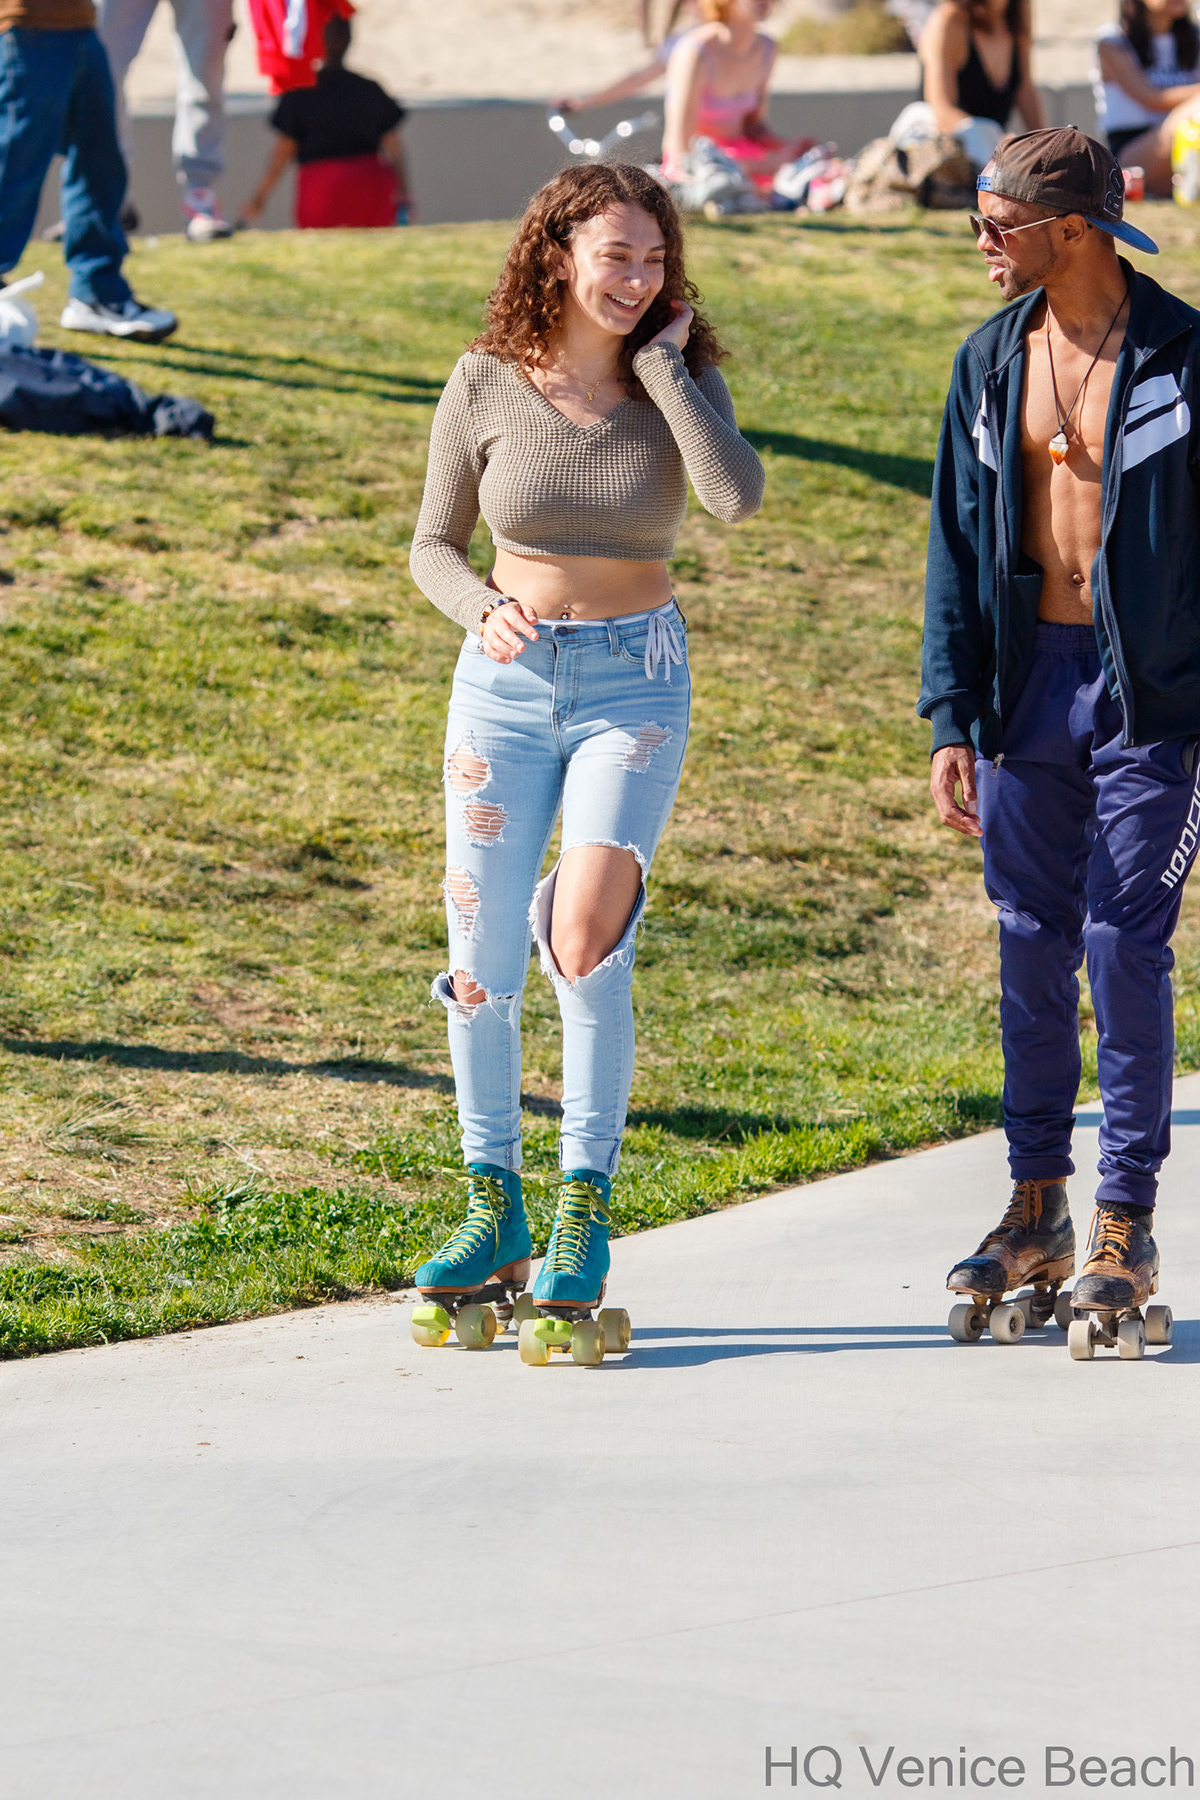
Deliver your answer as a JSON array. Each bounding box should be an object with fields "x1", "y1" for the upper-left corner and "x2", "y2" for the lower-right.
[{"x1": 644, "y1": 613, "x2": 684, "y2": 682}]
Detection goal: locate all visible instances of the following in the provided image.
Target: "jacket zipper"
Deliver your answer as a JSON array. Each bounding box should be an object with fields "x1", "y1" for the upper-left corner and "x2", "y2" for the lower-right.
[
  {"x1": 1097, "y1": 344, "x2": 1153, "y2": 745},
  {"x1": 986, "y1": 365, "x2": 1009, "y2": 770}
]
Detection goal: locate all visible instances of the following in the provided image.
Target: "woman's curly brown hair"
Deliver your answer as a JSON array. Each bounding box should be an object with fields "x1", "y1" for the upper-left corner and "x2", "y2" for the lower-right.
[{"x1": 470, "y1": 162, "x2": 726, "y2": 398}]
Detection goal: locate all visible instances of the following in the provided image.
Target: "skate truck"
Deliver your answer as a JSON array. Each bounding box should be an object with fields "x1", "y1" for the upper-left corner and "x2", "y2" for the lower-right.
[
  {"x1": 547, "y1": 108, "x2": 662, "y2": 164},
  {"x1": 948, "y1": 1257, "x2": 1173, "y2": 1361},
  {"x1": 949, "y1": 1279, "x2": 1173, "y2": 1360},
  {"x1": 411, "y1": 1285, "x2": 632, "y2": 1367}
]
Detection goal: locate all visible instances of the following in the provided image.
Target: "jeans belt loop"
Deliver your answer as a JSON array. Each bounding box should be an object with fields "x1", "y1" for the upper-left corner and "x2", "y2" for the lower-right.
[{"x1": 606, "y1": 617, "x2": 620, "y2": 656}]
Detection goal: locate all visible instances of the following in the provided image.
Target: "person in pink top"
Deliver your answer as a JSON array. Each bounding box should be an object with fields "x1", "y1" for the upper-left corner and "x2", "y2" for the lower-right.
[{"x1": 661, "y1": 0, "x2": 810, "y2": 184}]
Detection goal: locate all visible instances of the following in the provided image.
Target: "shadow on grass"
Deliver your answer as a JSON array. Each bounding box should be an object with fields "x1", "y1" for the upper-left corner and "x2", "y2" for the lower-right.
[
  {"x1": 179, "y1": 346, "x2": 446, "y2": 390},
  {"x1": 743, "y1": 429, "x2": 935, "y2": 496},
  {"x1": 627, "y1": 1103, "x2": 808, "y2": 1141},
  {"x1": 0, "y1": 1035, "x2": 454, "y2": 1092},
  {"x1": 85, "y1": 343, "x2": 444, "y2": 405}
]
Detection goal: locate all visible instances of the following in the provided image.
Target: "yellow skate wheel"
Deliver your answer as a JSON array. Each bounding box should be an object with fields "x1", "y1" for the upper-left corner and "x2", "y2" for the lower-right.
[
  {"x1": 512, "y1": 1291, "x2": 537, "y2": 1326},
  {"x1": 947, "y1": 1302, "x2": 986, "y2": 1343},
  {"x1": 1145, "y1": 1303, "x2": 1173, "y2": 1345},
  {"x1": 571, "y1": 1320, "x2": 606, "y2": 1366},
  {"x1": 1117, "y1": 1316, "x2": 1146, "y2": 1360},
  {"x1": 597, "y1": 1307, "x2": 632, "y2": 1353},
  {"x1": 1068, "y1": 1317, "x2": 1096, "y2": 1361},
  {"x1": 518, "y1": 1318, "x2": 550, "y2": 1366},
  {"x1": 1053, "y1": 1289, "x2": 1075, "y2": 1331},
  {"x1": 455, "y1": 1302, "x2": 497, "y2": 1350},
  {"x1": 989, "y1": 1302, "x2": 1025, "y2": 1344},
  {"x1": 411, "y1": 1303, "x2": 452, "y2": 1349}
]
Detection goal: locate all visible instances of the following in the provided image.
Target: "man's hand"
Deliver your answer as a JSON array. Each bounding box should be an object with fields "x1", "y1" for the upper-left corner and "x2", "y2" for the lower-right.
[{"x1": 931, "y1": 744, "x2": 982, "y2": 839}]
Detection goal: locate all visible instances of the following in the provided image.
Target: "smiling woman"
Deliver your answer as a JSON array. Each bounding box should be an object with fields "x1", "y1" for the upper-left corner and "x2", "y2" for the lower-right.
[{"x1": 406, "y1": 162, "x2": 764, "y2": 1361}]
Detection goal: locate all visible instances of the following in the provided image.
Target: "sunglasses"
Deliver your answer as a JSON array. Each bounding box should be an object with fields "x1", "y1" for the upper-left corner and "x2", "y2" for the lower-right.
[{"x1": 969, "y1": 212, "x2": 1068, "y2": 251}]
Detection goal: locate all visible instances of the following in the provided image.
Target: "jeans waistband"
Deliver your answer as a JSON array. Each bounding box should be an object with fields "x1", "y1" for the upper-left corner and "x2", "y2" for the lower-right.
[
  {"x1": 1034, "y1": 621, "x2": 1099, "y2": 654},
  {"x1": 543, "y1": 598, "x2": 685, "y2": 682},
  {"x1": 546, "y1": 597, "x2": 681, "y2": 636}
]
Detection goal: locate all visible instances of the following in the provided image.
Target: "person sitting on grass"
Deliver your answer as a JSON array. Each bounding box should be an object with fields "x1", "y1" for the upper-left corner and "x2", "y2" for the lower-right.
[
  {"x1": 1094, "y1": 0, "x2": 1200, "y2": 196},
  {"x1": 552, "y1": 0, "x2": 699, "y2": 116},
  {"x1": 889, "y1": 0, "x2": 1045, "y2": 178},
  {"x1": 239, "y1": 13, "x2": 410, "y2": 229},
  {"x1": 661, "y1": 0, "x2": 812, "y2": 187}
]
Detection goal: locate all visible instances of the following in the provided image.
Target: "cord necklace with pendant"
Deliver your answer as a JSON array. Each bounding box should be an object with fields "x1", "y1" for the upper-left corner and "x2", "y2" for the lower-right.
[{"x1": 1046, "y1": 288, "x2": 1128, "y2": 465}]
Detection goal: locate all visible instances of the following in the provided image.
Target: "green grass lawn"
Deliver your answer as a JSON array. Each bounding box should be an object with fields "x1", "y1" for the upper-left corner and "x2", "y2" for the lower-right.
[{"x1": 3, "y1": 203, "x2": 1199, "y2": 1356}]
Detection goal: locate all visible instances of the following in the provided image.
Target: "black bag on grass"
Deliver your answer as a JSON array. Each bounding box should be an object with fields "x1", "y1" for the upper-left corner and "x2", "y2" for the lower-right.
[{"x1": 0, "y1": 344, "x2": 213, "y2": 439}]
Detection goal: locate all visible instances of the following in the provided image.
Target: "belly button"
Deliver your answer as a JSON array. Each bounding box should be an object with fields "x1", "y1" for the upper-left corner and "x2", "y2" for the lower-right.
[{"x1": 1072, "y1": 572, "x2": 1085, "y2": 586}]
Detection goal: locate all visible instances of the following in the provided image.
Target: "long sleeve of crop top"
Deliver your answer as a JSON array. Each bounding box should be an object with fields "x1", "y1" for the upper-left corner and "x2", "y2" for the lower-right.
[
  {"x1": 408, "y1": 360, "x2": 492, "y2": 633},
  {"x1": 630, "y1": 343, "x2": 765, "y2": 524}
]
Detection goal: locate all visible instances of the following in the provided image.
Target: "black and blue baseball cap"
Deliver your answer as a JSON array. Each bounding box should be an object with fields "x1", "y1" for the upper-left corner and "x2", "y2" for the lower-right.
[{"x1": 978, "y1": 125, "x2": 1159, "y2": 255}]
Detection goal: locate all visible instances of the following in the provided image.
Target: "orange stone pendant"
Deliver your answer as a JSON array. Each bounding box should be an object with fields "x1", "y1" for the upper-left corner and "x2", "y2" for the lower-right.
[{"x1": 1049, "y1": 429, "x2": 1069, "y2": 465}]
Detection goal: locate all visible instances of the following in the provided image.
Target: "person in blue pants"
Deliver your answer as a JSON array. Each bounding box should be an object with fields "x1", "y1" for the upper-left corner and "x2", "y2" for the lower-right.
[
  {"x1": 920, "y1": 126, "x2": 1200, "y2": 1339},
  {"x1": 0, "y1": 0, "x2": 176, "y2": 342}
]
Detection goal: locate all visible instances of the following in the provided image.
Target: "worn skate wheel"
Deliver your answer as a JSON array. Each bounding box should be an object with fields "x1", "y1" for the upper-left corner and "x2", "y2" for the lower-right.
[
  {"x1": 1117, "y1": 1316, "x2": 1146, "y2": 1360},
  {"x1": 1145, "y1": 1304, "x2": 1173, "y2": 1345},
  {"x1": 455, "y1": 1303, "x2": 497, "y2": 1350},
  {"x1": 1013, "y1": 1290, "x2": 1040, "y2": 1329},
  {"x1": 571, "y1": 1320, "x2": 606, "y2": 1366},
  {"x1": 947, "y1": 1302, "x2": 985, "y2": 1344},
  {"x1": 597, "y1": 1307, "x2": 632, "y2": 1353},
  {"x1": 518, "y1": 1319, "x2": 550, "y2": 1366},
  {"x1": 411, "y1": 1303, "x2": 452, "y2": 1349},
  {"x1": 1068, "y1": 1317, "x2": 1096, "y2": 1361},
  {"x1": 512, "y1": 1291, "x2": 537, "y2": 1326},
  {"x1": 1053, "y1": 1290, "x2": 1075, "y2": 1331},
  {"x1": 989, "y1": 1302, "x2": 1025, "y2": 1344}
]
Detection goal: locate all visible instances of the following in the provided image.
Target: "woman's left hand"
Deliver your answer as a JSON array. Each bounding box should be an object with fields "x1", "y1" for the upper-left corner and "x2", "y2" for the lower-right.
[{"x1": 646, "y1": 300, "x2": 693, "y2": 351}]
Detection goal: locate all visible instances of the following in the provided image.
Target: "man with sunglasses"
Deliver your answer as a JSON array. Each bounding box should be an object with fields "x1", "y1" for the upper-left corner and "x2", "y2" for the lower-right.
[{"x1": 920, "y1": 126, "x2": 1200, "y2": 1354}]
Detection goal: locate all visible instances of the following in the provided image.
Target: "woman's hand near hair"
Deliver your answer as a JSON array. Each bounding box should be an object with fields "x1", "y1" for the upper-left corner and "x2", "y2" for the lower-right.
[
  {"x1": 645, "y1": 299, "x2": 693, "y2": 352},
  {"x1": 481, "y1": 599, "x2": 540, "y2": 663}
]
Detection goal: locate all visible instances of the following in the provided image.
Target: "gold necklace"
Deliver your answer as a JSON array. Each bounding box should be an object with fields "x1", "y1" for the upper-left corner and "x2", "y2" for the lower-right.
[
  {"x1": 548, "y1": 358, "x2": 615, "y2": 405},
  {"x1": 1046, "y1": 289, "x2": 1128, "y2": 464}
]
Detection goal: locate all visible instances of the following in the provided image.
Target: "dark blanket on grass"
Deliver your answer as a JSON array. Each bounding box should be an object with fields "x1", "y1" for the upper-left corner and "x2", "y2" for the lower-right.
[{"x1": 0, "y1": 344, "x2": 213, "y2": 439}]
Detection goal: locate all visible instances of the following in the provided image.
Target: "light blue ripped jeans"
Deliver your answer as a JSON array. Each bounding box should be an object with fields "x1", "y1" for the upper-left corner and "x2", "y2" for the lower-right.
[{"x1": 433, "y1": 599, "x2": 691, "y2": 1176}]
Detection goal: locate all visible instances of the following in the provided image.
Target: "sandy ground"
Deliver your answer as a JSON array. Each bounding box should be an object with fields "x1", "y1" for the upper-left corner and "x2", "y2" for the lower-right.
[{"x1": 121, "y1": 0, "x2": 1108, "y2": 109}]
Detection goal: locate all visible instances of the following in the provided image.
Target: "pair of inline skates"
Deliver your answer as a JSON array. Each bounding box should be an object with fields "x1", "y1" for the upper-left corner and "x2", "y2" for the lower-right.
[
  {"x1": 409, "y1": 1167, "x2": 631, "y2": 1368},
  {"x1": 945, "y1": 1178, "x2": 1172, "y2": 1360}
]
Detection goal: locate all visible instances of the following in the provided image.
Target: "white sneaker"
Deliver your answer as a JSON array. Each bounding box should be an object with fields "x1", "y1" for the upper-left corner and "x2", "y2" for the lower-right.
[
  {"x1": 182, "y1": 186, "x2": 233, "y2": 242},
  {"x1": 59, "y1": 296, "x2": 178, "y2": 343}
]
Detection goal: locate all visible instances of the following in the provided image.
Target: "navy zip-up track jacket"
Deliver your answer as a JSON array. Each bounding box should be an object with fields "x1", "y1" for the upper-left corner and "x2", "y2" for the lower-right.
[{"x1": 919, "y1": 260, "x2": 1200, "y2": 756}]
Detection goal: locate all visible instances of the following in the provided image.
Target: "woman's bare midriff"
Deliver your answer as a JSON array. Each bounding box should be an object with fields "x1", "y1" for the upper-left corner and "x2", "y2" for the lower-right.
[{"x1": 490, "y1": 549, "x2": 673, "y2": 620}]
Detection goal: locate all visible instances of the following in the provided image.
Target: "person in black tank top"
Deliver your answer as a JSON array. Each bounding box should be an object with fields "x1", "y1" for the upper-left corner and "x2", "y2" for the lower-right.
[
  {"x1": 955, "y1": 29, "x2": 1023, "y2": 124},
  {"x1": 889, "y1": 0, "x2": 1044, "y2": 177}
]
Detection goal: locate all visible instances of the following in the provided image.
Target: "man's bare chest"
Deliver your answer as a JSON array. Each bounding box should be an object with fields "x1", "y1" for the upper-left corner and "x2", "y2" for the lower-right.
[{"x1": 1020, "y1": 328, "x2": 1122, "y2": 476}]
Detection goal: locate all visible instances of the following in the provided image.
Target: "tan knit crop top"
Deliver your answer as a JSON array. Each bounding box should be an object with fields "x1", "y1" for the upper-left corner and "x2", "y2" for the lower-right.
[{"x1": 408, "y1": 342, "x2": 764, "y2": 632}]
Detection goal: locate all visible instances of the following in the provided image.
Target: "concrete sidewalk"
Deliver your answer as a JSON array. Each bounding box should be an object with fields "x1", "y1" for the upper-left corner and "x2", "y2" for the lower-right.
[{"x1": 3, "y1": 1079, "x2": 1198, "y2": 1799}]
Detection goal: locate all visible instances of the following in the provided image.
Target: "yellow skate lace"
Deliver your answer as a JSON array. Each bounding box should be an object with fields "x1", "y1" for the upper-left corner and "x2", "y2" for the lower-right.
[
  {"x1": 436, "y1": 1173, "x2": 508, "y2": 1267},
  {"x1": 1084, "y1": 1208, "x2": 1134, "y2": 1269},
  {"x1": 542, "y1": 1180, "x2": 610, "y2": 1276}
]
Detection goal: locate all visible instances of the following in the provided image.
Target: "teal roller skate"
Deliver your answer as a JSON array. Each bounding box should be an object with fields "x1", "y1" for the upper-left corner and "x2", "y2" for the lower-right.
[
  {"x1": 410, "y1": 1165, "x2": 533, "y2": 1351},
  {"x1": 519, "y1": 1172, "x2": 632, "y2": 1369}
]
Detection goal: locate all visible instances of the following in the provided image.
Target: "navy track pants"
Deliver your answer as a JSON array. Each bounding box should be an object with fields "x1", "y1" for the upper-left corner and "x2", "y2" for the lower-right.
[{"x1": 977, "y1": 622, "x2": 1200, "y2": 1210}]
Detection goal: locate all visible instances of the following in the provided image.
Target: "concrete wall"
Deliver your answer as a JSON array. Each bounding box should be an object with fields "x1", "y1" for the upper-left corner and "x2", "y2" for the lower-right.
[{"x1": 31, "y1": 85, "x2": 1098, "y2": 237}]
